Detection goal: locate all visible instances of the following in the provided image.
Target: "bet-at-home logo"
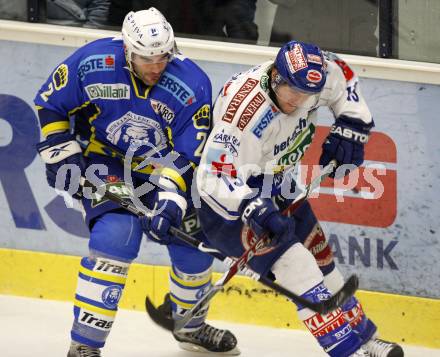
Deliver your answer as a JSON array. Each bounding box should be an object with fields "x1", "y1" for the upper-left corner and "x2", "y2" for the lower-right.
[
  {"x1": 91, "y1": 182, "x2": 133, "y2": 207},
  {"x1": 85, "y1": 83, "x2": 130, "y2": 100},
  {"x1": 277, "y1": 124, "x2": 316, "y2": 167}
]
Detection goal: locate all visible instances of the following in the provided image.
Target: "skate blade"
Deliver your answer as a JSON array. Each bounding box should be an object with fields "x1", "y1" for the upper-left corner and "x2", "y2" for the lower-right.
[{"x1": 178, "y1": 341, "x2": 241, "y2": 355}]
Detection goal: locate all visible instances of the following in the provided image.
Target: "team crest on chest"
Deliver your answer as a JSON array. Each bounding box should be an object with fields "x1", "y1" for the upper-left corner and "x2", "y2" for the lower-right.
[{"x1": 106, "y1": 111, "x2": 167, "y2": 153}]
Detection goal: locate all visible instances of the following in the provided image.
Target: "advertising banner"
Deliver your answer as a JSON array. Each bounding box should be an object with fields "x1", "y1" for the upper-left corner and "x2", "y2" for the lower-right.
[{"x1": 0, "y1": 39, "x2": 439, "y2": 298}]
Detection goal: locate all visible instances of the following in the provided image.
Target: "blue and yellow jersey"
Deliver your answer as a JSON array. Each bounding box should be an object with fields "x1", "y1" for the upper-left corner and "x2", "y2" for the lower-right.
[{"x1": 34, "y1": 37, "x2": 212, "y2": 192}]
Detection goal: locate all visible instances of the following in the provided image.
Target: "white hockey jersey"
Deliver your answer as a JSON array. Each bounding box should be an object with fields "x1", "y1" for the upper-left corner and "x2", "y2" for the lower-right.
[{"x1": 197, "y1": 56, "x2": 373, "y2": 220}]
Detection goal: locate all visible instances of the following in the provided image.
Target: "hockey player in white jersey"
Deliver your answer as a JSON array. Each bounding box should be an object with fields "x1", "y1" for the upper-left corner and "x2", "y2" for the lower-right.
[{"x1": 196, "y1": 41, "x2": 404, "y2": 357}]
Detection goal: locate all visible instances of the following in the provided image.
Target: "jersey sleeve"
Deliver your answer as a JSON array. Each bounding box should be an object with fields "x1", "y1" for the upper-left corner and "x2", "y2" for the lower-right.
[
  {"x1": 34, "y1": 50, "x2": 87, "y2": 137},
  {"x1": 197, "y1": 96, "x2": 265, "y2": 220},
  {"x1": 325, "y1": 55, "x2": 373, "y2": 126},
  {"x1": 161, "y1": 77, "x2": 213, "y2": 193}
]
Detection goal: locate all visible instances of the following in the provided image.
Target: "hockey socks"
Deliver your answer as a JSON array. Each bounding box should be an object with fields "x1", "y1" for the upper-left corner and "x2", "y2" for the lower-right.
[
  {"x1": 298, "y1": 283, "x2": 363, "y2": 357},
  {"x1": 169, "y1": 265, "x2": 212, "y2": 332},
  {"x1": 343, "y1": 295, "x2": 377, "y2": 343},
  {"x1": 324, "y1": 268, "x2": 378, "y2": 344},
  {"x1": 71, "y1": 257, "x2": 129, "y2": 348}
]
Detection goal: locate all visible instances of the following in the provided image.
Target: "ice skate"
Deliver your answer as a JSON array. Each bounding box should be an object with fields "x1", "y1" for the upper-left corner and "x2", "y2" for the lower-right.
[
  {"x1": 364, "y1": 337, "x2": 404, "y2": 357},
  {"x1": 350, "y1": 346, "x2": 370, "y2": 356},
  {"x1": 155, "y1": 294, "x2": 240, "y2": 355},
  {"x1": 173, "y1": 323, "x2": 240, "y2": 355},
  {"x1": 67, "y1": 340, "x2": 101, "y2": 357}
]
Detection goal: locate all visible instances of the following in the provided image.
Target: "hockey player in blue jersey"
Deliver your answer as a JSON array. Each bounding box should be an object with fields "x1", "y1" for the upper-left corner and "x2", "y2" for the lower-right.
[
  {"x1": 196, "y1": 41, "x2": 404, "y2": 357},
  {"x1": 35, "y1": 8, "x2": 238, "y2": 356}
]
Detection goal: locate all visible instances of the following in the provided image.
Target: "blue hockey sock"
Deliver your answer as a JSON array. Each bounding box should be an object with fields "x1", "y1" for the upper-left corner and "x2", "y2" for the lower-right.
[
  {"x1": 298, "y1": 283, "x2": 363, "y2": 357},
  {"x1": 342, "y1": 296, "x2": 377, "y2": 343}
]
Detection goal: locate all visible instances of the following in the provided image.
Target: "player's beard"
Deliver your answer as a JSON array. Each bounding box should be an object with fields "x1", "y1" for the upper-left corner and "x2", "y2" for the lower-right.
[
  {"x1": 132, "y1": 63, "x2": 166, "y2": 86},
  {"x1": 139, "y1": 72, "x2": 162, "y2": 86}
]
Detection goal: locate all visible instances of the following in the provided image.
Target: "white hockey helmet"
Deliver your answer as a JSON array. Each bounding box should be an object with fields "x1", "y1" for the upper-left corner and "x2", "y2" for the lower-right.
[{"x1": 122, "y1": 8, "x2": 177, "y2": 69}]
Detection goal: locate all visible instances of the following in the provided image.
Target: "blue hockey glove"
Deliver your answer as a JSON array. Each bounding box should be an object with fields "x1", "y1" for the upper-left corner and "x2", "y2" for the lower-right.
[
  {"x1": 319, "y1": 115, "x2": 374, "y2": 176},
  {"x1": 36, "y1": 132, "x2": 85, "y2": 198},
  {"x1": 140, "y1": 189, "x2": 187, "y2": 245},
  {"x1": 241, "y1": 197, "x2": 295, "y2": 247}
]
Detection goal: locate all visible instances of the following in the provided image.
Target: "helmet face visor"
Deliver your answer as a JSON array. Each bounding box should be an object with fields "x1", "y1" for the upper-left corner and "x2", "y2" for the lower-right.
[
  {"x1": 130, "y1": 52, "x2": 173, "y2": 66},
  {"x1": 272, "y1": 74, "x2": 315, "y2": 110}
]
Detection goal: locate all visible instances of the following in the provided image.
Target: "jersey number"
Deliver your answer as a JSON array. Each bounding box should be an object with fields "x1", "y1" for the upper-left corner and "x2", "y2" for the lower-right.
[
  {"x1": 40, "y1": 64, "x2": 69, "y2": 102},
  {"x1": 194, "y1": 132, "x2": 207, "y2": 157},
  {"x1": 347, "y1": 83, "x2": 359, "y2": 102}
]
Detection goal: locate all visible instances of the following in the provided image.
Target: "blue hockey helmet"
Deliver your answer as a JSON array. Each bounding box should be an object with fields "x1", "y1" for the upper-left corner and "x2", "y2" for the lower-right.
[{"x1": 274, "y1": 41, "x2": 327, "y2": 94}]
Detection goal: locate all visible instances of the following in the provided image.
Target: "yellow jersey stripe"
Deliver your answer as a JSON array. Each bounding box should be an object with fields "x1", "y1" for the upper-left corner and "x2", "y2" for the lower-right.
[
  {"x1": 129, "y1": 71, "x2": 151, "y2": 99},
  {"x1": 41, "y1": 121, "x2": 70, "y2": 137},
  {"x1": 158, "y1": 167, "x2": 187, "y2": 192}
]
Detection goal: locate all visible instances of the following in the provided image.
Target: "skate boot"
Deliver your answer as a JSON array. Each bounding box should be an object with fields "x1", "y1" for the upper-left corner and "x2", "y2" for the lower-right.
[
  {"x1": 363, "y1": 337, "x2": 404, "y2": 357},
  {"x1": 350, "y1": 347, "x2": 370, "y2": 356},
  {"x1": 173, "y1": 323, "x2": 240, "y2": 355},
  {"x1": 67, "y1": 341, "x2": 101, "y2": 357}
]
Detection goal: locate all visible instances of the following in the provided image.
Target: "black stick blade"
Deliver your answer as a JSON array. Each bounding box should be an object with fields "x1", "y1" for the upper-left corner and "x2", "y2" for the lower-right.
[
  {"x1": 321, "y1": 274, "x2": 359, "y2": 314},
  {"x1": 145, "y1": 296, "x2": 175, "y2": 332}
]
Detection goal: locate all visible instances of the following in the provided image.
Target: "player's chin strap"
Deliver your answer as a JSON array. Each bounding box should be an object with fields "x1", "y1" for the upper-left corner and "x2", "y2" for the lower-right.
[{"x1": 79, "y1": 160, "x2": 358, "y2": 333}]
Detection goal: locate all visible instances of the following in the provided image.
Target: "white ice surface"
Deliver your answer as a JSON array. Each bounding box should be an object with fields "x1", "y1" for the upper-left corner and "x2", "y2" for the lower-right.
[{"x1": 0, "y1": 295, "x2": 438, "y2": 357}]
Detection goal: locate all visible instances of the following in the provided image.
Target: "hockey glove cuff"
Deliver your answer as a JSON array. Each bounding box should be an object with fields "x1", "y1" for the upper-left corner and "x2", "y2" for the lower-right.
[
  {"x1": 141, "y1": 188, "x2": 188, "y2": 245},
  {"x1": 320, "y1": 115, "x2": 374, "y2": 177},
  {"x1": 36, "y1": 132, "x2": 85, "y2": 198}
]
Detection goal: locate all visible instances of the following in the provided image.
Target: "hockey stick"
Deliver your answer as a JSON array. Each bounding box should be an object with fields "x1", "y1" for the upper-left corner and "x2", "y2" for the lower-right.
[
  {"x1": 167, "y1": 162, "x2": 337, "y2": 331},
  {"x1": 78, "y1": 162, "x2": 358, "y2": 329},
  {"x1": 170, "y1": 233, "x2": 269, "y2": 332},
  {"x1": 145, "y1": 161, "x2": 358, "y2": 331}
]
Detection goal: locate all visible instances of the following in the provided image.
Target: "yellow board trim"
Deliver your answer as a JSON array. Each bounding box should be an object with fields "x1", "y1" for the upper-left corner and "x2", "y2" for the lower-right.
[
  {"x1": 78, "y1": 265, "x2": 127, "y2": 285},
  {"x1": 41, "y1": 121, "x2": 70, "y2": 137},
  {"x1": 74, "y1": 298, "x2": 117, "y2": 317},
  {"x1": 1, "y1": 248, "x2": 439, "y2": 348}
]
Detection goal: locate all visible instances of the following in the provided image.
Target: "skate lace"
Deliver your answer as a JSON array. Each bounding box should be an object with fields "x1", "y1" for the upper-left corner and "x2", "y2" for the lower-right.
[
  {"x1": 351, "y1": 347, "x2": 370, "y2": 356},
  {"x1": 365, "y1": 339, "x2": 395, "y2": 357},
  {"x1": 191, "y1": 324, "x2": 225, "y2": 347},
  {"x1": 77, "y1": 345, "x2": 101, "y2": 357}
]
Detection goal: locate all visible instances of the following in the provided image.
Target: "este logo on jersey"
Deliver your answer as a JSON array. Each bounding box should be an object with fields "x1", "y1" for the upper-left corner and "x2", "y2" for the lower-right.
[
  {"x1": 157, "y1": 72, "x2": 196, "y2": 107},
  {"x1": 77, "y1": 54, "x2": 116, "y2": 80},
  {"x1": 251, "y1": 105, "x2": 280, "y2": 138}
]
